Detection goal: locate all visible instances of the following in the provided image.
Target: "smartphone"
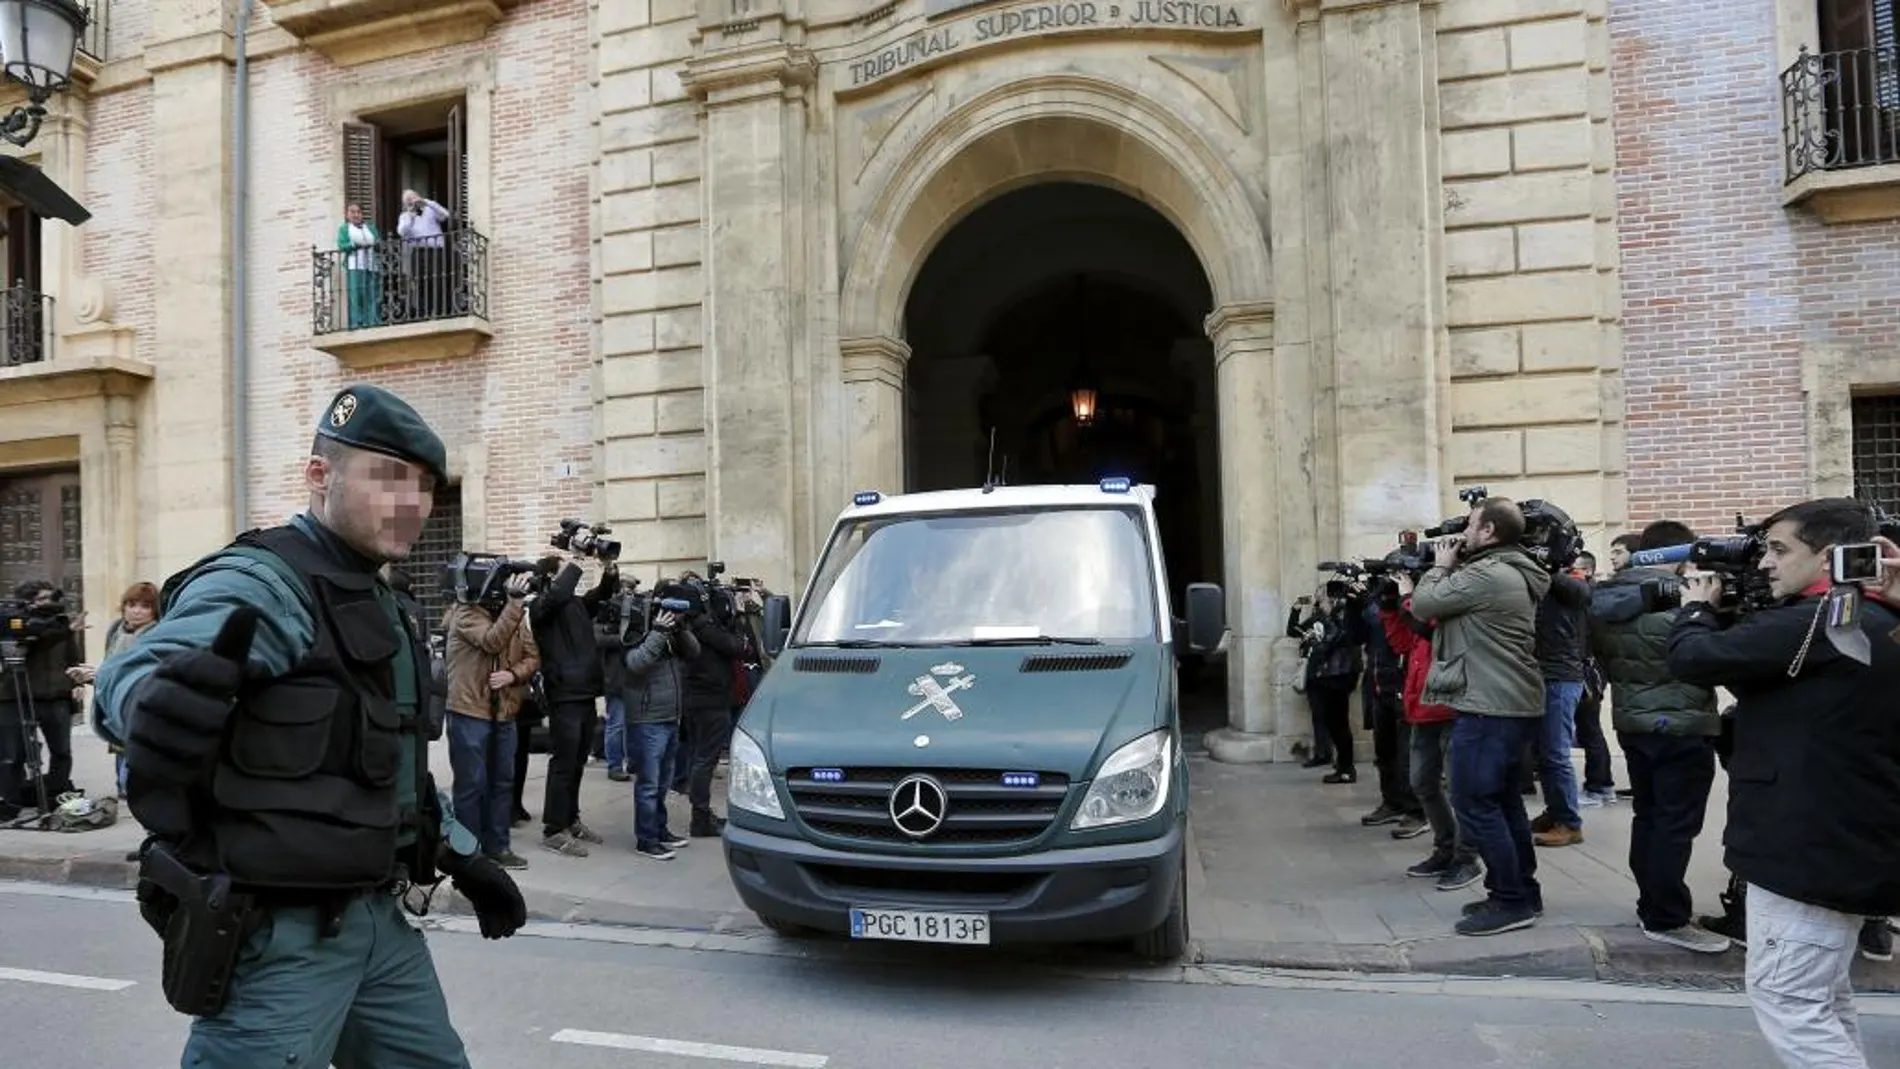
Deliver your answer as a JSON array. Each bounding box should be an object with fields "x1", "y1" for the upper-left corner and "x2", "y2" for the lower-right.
[{"x1": 1831, "y1": 542, "x2": 1882, "y2": 584}]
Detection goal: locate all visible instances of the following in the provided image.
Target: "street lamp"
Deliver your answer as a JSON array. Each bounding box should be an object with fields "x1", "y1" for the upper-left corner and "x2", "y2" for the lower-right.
[{"x1": 0, "y1": 0, "x2": 87, "y2": 148}]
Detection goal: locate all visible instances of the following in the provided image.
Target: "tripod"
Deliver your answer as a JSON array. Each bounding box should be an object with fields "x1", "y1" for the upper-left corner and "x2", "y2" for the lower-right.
[{"x1": 0, "y1": 639, "x2": 52, "y2": 829}]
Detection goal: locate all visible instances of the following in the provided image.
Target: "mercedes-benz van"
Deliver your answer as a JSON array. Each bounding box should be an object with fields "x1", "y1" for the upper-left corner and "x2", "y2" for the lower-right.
[{"x1": 720, "y1": 478, "x2": 1225, "y2": 961}]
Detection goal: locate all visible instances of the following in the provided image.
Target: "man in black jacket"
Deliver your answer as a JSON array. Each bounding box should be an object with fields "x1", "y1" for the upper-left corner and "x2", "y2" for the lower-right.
[
  {"x1": 1528, "y1": 569, "x2": 1592, "y2": 848},
  {"x1": 0, "y1": 580, "x2": 86, "y2": 815},
  {"x1": 1358, "y1": 589, "x2": 1423, "y2": 834},
  {"x1": 673, "y1": 577, "x2": 749, "y2": 837},
  {"x1": 529, "y1": 551, "x2": 616, "y2": 858},
  {"x1": 1667, "y1": 498, "x2": 1900, "y2": 1069}
]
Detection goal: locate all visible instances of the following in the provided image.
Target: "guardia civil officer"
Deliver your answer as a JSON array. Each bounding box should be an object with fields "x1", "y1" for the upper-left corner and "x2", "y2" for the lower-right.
[{"x1": 94, "y1": 384, "x2": 526, "y2": 1068}]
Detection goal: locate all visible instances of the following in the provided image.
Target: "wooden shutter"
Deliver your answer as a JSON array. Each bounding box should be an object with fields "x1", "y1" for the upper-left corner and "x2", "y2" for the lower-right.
[
  {"x1": 6, "y1": 205, "x2": 40, "y2": 290},
  {"x1": 447, "y1": 102, "x2": 467, "y2": 225},
  {"x1": 343, "y1": 121, "x2": 382, "y2": 227}
]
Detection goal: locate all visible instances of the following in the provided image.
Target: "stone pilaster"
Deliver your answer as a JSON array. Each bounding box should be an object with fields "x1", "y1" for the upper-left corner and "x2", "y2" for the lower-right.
[
  {"x1": 839, "y1": 335, "x2": 908, "y2": 496},
  {"x1": 1201, "y1": 301, "x2": 1305, "y2": 763},
  {"x1": 681, "y1": 0, "x2": 817, "y2": 591},
  {"x1": 145, "y1": 2, "x2": 237, "y2": 569}
]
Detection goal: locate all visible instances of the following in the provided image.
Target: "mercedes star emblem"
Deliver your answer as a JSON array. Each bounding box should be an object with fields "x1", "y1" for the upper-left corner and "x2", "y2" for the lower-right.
[{"x1": 888, "y1": 773, "x2": 949, "y2": 839}]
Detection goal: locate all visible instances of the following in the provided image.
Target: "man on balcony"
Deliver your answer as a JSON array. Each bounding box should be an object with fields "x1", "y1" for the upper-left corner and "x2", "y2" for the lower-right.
[{"x1": 397, "y1": 188, "x2": 454, "y2": 321}]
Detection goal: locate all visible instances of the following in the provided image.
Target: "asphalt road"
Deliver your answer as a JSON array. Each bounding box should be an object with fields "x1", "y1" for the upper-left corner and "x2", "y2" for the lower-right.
[{"x1": 2, "y1": 881, "x2": 1897, "y2": 1069}]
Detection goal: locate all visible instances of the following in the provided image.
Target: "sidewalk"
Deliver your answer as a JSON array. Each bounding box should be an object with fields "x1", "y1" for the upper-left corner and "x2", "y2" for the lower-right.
[{"x1": 6, "y1": 723, "x2": 1895, "y2": 993}]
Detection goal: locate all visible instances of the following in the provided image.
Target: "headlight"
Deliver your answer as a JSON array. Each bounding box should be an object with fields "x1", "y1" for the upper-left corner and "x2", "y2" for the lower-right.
[
  {"x1": 726, "y1": 729, "x2": 784, "y2": 820},
  {"x1": 1071, "y1": 730, "x2": 1173, "y2": 830}
]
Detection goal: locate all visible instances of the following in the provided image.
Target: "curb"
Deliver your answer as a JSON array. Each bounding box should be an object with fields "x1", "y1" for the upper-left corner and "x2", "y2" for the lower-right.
[{"x1": 9, "y1": 852, "x2": 1896, "y2": 994}]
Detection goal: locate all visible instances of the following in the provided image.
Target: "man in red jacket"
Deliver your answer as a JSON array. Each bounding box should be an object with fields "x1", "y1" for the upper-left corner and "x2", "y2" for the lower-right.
[{"x1": 1382, "y1": 573, "x2": 1482, "y2": 893}]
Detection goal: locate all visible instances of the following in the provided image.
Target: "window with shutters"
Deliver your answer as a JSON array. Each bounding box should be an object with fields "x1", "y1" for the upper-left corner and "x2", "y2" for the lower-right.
[{"x1": 315, "y1": 94, "x2": 492, "y2": 365}]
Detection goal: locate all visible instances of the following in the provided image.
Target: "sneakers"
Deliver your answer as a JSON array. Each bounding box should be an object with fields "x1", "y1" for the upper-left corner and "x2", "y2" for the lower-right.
[
  {"x1": 1533, "y1": 825, "x2": 1584, "y2": 848},
  {"x1": 541, "y1": 831, "x2": 590, "y2": 857},
  {"x1": 488, "y1": 849, "x2": 529, "y2": 870},
  {"x1": 636, "y1": 843, "x2": 677, "y2": 861},
  {"x1": 1407, "y1": 851, "x2": 1454, "y2": 878},
  {"x1": 1322, "y1": 770, "x2": 1358, "y2": 785},
  {"x1": 1361, "y1": 803, "x2": 1403, "y2": 827},
  {"x1": 659, "y1": 832, "x2": 691, "y2": 851},
  {"x1": 1456, "y1": 902, "x2": 1537, "y2": 937},
  {"x1": 607, "y1": 767, "x2": 631, "y2": 783},
  {"x1": 1435, "y1": 860, "x2": 1484, "y2": 892},
  {"x1": 568, "y1": 820, "x2": 605, "y2": 845},
  {"x1": 1860, "y1": 917, "x2": 1894, "y2": 963},
  {"x1": 1390, "y1": 814, "x2": 1430, "y2": 840},
  {"x1": 1643, "y1": 924, "x2": 1732, "y2": 955},
  {"x1": 1699, "y1": 912, "x2": 1746, "y2": 942},
  {"x1": 1579, "y1": 788, "x2": 1618, "y2": 808},
  {"x1": 1462, "y1": 895, "x2": 1543, "y2": 919},
  {"x1": 690, "y1": 811, "x2": 727, "y2": 837}
]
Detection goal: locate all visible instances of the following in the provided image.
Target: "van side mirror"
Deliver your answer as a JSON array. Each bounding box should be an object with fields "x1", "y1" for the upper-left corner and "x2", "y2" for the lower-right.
[
  {"x1": 1183, "y1": 583, "x2": 1225, "y2": 653},
  {"x1": 762, "y1": 595, "x2": 792, "y2": 656}
]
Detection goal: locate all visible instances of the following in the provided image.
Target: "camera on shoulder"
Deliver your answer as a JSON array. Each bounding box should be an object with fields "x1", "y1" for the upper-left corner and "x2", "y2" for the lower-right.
[
  {"x1": 552, "y1": 519, "x2": 621, "y2": 563},
  {"x1": 441, "y1": 553, "x2": 540, "y2": 607}
]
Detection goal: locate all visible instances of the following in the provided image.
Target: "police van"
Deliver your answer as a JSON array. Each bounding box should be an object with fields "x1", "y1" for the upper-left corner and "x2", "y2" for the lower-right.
[{"x1": 721, "y1": 478, "x2": 1225, "y2": 961}]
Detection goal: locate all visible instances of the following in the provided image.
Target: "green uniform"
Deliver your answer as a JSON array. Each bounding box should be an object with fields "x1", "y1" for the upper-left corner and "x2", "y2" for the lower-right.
[{"x1": 95, "y1": 385, "x2": 496, "y2": 1069}]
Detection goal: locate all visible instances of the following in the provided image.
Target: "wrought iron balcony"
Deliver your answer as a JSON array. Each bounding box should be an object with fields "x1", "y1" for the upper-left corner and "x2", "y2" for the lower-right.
[
  {"x1": 0, "y1": 282, "x2": 54, "y2": 368},
  {"x1": 1783, "y1": 44, "x2": 1900, "y2": 183},
  {"x1": 311, "y1": 226, "x2": 492, "y2": 368},
  {"x1": 79, "y1": 0, "x2": 108, "y2": 62}
]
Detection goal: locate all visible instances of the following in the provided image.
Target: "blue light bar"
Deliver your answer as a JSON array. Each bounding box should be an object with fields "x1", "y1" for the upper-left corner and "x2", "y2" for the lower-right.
[
  {"x1": 811, "y1": 767, "x2": 846, "y2": 783},
  {"x1": 1000, "y1": 772, "x2": 1041, "y2": 788},
  {"x1": 853, "y1": 490, "x2": 882, "y2": 507},
  {"x1": 1099, "y1": 477, "x2": 1132, "y2": 494}
]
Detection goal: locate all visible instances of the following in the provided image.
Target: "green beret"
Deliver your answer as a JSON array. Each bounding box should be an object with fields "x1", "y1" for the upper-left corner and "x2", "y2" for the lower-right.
[{"x1": 314, "y1": 384, "x2": 450, "y2": 486}]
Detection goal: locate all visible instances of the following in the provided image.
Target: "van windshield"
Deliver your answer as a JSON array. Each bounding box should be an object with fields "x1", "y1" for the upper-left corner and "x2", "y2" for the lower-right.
[{"x1": 793, "y1": 506, "x2": 1159, "y2": 647}]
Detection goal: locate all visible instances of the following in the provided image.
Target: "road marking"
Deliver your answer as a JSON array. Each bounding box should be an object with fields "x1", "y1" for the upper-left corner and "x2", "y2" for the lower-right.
[
  {"x1": 550, "y1": 1029, "x2": 827, "y2": 1067},
  {"x1": 0, "y1": 966, "x2": 136, "y2": 991}
]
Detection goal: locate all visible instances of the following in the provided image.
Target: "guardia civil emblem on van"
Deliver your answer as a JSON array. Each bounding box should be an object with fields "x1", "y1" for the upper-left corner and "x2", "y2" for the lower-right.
[{"x1": 901, "y1": 661, "x2": 976, "y2": 721}]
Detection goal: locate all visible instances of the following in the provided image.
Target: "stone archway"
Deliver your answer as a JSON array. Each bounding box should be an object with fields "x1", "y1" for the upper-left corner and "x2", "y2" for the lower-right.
[{"x1": 834, "y1": 76, "x2": 1290, "y2": 752}]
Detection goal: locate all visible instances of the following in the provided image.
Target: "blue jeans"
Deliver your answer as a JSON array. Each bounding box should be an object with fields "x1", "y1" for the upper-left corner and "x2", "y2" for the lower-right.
[
  {"x1": 1450, "y1": 713, "x2": 1543, "y2": 912},
  {"x1": 1538, "y1": 681, "x2": 1584, "y2": 830},
  {"x1": 603, "y1": 695, "x2": 627, "y2": 772},
  {"x1": 629, "y1": 720, "x2": 679, "y2": 848},
  {"x1": 447, "y1": 712, "x2": 517, "y2": 856}
]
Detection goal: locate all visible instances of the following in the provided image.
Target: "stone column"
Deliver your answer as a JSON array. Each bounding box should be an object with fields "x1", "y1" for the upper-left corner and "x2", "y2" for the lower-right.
[
  {"x1": 682, "y1": 12, "x2": 817, "y2": 591},
  {"x1": 839, "y1": 335, "x2": 908, "y2": 495},
  {"x1": 1201, "y1": 302, "x2": 1305, "y2": 763},
  {"x1": 1315, "y1": 0, "x2": 1444, "y2": 552},
  {"x1": 144, "y1": 3, "x2": 237, "y2": 569}
]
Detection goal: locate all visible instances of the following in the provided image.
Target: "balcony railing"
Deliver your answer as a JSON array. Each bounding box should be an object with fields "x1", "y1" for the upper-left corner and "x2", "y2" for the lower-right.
[
  {"x1": 78, "y1": 1, "x2": 108, "y2": 62},
  {"x1": 312, "y1": 227, "x2": 490, "y2": 336},
  {"x1": 1783, "y1": 44, "x2": 1900, "y2": 183},
  {"x1": 0, "y1": 283, "x2": 54, "y2": 368}
]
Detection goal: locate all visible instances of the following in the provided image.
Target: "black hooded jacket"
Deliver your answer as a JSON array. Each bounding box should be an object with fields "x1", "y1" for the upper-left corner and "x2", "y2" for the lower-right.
[{"x1": 528, "y1": 564, "x2": 615, "y2": 704}]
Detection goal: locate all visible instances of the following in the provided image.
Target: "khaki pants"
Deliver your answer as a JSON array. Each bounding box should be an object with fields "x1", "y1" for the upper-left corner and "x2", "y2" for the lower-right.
[{"x1": 1746, "y1": 883, "x2": 1868, "y2": 1069}]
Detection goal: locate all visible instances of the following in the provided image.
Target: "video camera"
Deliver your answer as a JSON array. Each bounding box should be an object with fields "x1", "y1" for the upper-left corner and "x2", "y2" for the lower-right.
[
  {"x1": 552, "y1": 519, "x2": 621, "y2": 563},
  {"x1": 1318, "y1": 543, "x2": 1431, "y2": 609},
  {"x1": 441, "y1": 552, "x2": 541, "y2": 607},
  {"x1": 595, "y1": 578, "x2": 696, "y2": 647},
  {"x1": 0, "y1": 590, "x2": 73, "y2": 663},
  {"x1": 1423, "y1": 484, "x2": 1584, "y2": 573},
  {"x1": 1625, "y1": 514, "x2": 1773, "y2": 615}
]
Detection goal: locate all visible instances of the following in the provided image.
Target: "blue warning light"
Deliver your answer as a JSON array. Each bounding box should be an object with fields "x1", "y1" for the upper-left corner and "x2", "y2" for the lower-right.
[
  {"x1": 1001, "y1": 772, "x2": 1041, "y2": 789},
  {"x1": 852, "y1": 490, "x2": 883, "y2": 507},
  {"x1": 1099, "y1": 477, "x2": 1133, "y2": 494}
]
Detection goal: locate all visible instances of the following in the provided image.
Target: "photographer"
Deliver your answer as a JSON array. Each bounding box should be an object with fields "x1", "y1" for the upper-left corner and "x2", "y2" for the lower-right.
[
  {"x1": 622, "y1": 602, "x2": 701, "y2": 860},
  {"x1": 1, "y1": 580, "x2": 86, "y2": 816},
  {"x1": 1526, "y1": 558, "x2": 1593, "y2": 849},
  {"x1": 675, "y1": 574, "x2": 752, "y2": 837},
  {"x1": 1667, "y1": 499, "x2": 1900, "y2": 1068},
  {"x1": 1383, "y1": 572, "x2": 1484, "y2": 893},
  {"x1": 1589, "y1": 520, "x2": 1728, "y2": 955},
  {"x1": 1287, "y1": 584, "x2": 1365, "y2": 783},
  {"x1": 1411, "y1": 497, "x2": 1550, "y2": 937},
  {"x1": 1359, "y1": 571, "x2": 1424, "y2": 835},
  {"x1": 444, "y1": 572, "x2": 540, "y2": 870},
  {"x1": 528, "y1": 549, "x2": 617, "y2": 858}
]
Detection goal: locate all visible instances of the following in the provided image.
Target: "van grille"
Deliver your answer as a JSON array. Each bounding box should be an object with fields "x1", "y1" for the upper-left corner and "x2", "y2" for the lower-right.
[
  {"x1": 1019, "y1": 651, "x2": 1133, "y2": 673},
  {"x1": 791, "y1": 654, "x2": 880, "y2": 673},
  {"x1": 785, "y1": 767, "x2": 1071, "y2": 846}
]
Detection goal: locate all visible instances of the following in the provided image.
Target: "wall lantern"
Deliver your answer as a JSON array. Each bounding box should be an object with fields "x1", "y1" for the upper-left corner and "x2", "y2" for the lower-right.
[
  {"x1": 0, "y1": 0, "x2": 88, "y2": 148},
  {"x1": 1070, "y1": 386, "x2": 1098, "y2": 427}
]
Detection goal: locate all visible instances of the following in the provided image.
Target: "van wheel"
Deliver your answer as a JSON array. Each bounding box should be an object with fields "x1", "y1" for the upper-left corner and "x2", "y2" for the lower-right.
[
  {"x1": 1130, "y1": 852, "x2": 1189, "y2": 963},
  {"x1": 756, "y1": 912, "x2": 812, "y2": 938}
]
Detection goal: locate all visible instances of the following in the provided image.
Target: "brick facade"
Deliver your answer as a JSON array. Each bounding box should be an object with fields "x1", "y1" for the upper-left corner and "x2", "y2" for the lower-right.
[{"x1": 1611, "y1": 0, "x2": 1900, "y2": 537}]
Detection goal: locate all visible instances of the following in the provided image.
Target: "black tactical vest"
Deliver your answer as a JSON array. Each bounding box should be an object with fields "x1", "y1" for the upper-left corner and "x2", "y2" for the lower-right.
[{"x1": 181, "y1": 526, "x2": 438, "y2": 891}]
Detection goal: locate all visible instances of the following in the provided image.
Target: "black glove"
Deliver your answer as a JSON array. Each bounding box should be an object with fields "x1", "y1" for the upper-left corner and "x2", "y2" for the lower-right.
[
  {"x1": 124, "y1": 608, "x2": 259, "y2": 785},
  {"x1": 439, "y1": 848, "x2": 526, "y2": 939}
]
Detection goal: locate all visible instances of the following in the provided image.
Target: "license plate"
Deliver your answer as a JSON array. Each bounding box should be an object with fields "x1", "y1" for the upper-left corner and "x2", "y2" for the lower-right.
[{"x1": 849, "y1": 907, "x2": 991, "y2": 945}]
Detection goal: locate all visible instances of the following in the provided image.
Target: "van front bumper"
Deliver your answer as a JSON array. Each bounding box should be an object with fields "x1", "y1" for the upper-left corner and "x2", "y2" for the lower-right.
[{"x1": 721, "y1": 822, "x2": 1184, "y2": 944}]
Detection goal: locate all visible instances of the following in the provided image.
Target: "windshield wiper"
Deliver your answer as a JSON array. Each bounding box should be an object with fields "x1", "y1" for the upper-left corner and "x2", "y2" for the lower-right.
[
  {"x1": 963, "y1": 635, "x2": 1105, "y2": 646},
  {"x1": 800, "y1": 639, "x2": 932, "y2": 649}
]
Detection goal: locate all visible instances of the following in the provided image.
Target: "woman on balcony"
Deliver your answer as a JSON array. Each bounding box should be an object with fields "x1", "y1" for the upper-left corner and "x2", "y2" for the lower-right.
[{"x1": 337, "y1": 201, "x2": 381, "y2": 329}]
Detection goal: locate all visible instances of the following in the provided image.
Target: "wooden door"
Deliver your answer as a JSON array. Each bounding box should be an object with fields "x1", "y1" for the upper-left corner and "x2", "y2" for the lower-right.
[{"x1": 0, "y1": 469, "x2": 82, "y2": 606}]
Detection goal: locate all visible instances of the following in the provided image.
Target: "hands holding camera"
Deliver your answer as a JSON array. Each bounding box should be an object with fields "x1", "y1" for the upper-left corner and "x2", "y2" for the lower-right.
[
  {"x1": 652, "y1": 609, "x2": 681, "y2": 632},
  {"x1": 1681, "y1": 571, "x2": 1724, "y2": 607},
  {"x1": 503, "y1": 573, "x2": 533, "y2": 600}
]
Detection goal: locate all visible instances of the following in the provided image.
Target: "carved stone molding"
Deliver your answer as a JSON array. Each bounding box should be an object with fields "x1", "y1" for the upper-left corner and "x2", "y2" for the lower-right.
[
  {"x1": 681, "y1": 42, "x2": 818, "y2": 105},
  {"x1": 262, "y1": 0, "x2": 522, "y2": 67}
]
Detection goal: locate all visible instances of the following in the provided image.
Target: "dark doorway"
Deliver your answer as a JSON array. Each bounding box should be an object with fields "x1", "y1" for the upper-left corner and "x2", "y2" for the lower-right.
[
  {"x1": 902, "y1": 182, "x2": 1225, "y2": 729},
  {"x1": 0, "y1": 467, "x2": 82, "y2": 605}
]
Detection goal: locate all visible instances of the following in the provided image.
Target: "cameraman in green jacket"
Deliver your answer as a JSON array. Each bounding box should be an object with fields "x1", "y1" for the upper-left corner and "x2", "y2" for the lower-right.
[{"x1": 1589, "y1": 520, "x2": 1729, "y2": 955}]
